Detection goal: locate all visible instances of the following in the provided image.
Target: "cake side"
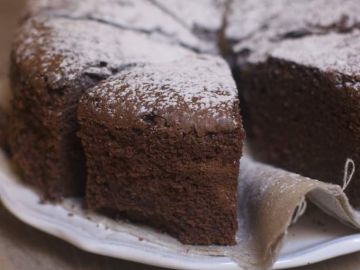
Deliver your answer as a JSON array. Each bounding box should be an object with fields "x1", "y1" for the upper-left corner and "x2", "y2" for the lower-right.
[
  {"x1": 78, "y1": 56, "x2": 244, "y2": 245},
  {"x1": 227, "y1": 0, "x2": 360, "y2": 207},
  {"x1": 238, "y1": 31, "x2": 360, "y2": 206}
]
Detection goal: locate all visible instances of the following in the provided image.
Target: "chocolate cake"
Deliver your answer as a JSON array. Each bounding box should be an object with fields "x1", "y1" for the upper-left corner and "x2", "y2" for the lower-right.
[
  {"x1": 9, "y1": 0, "x2": 244, "y2": 244},
  {"x1": 78, "y1": 55, "x2": 243, "y2": 245},
  {"x1": 231, "y1": 0, "x2": 360, "y2": 207},
  {"x1": 11, "y1": 0, "x2": 360, "y2": 245}
]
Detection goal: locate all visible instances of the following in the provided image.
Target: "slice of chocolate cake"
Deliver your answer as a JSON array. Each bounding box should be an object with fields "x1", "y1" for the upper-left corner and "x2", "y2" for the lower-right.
[
  {"x1": 9, "y1": 15, "x2": 196, "y2": 200},
  {"x1": 228, "y1": 0, "x2": 360, "y2": 207},
  {"x1": 226, "y1": 0, "x2": 360, "y2": 43},
  {"x1": 238, "y1": 30, "x2": 360, "y2": 207},
  {"x1": 78, "y1": 55, "x2": 244, "y2": 245}
]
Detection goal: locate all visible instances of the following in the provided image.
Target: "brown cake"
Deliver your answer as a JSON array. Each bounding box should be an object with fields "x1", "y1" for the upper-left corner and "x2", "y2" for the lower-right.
[
  {"x1": 11, "y1": 0, "x2": 360, "y2": 245},
  {"x1": 230, "y1": 0, "x2": 360, "y2": 207},
  {"x1": 78, "y1": 55, "x2": 243, "y2": 245},
  {"x1": 9, "y1": 0, "x2": 244, "y2": 244}
]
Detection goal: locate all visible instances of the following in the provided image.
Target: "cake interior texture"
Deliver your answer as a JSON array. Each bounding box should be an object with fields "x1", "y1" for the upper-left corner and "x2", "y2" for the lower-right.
[
  {"x1": 78, "y1": 57, "x2": 244, "y2": 245},
  {"x1": 241, "y1": 58, "x2": 360, "y2": 206},
  {"x1": 79, "y1": 112, "x2": 242, "y2": 244}
]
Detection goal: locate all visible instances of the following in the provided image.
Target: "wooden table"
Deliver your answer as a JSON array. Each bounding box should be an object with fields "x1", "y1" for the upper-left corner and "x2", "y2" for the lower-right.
[{"x1": 1, "y1": 1, "x2": 360, "y2": 269}]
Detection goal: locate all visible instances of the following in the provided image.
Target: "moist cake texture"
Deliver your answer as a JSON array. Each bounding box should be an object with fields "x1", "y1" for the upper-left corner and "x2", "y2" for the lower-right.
[
  {"x1": 232, "y1": 0, "x2": 360, "y2": 207},
  {"x1": 22, "y1": 0, "x2": 212, "y2": 52},
  {"x1": 78, "y1": 56, "x2": 244, "y2": 245}
]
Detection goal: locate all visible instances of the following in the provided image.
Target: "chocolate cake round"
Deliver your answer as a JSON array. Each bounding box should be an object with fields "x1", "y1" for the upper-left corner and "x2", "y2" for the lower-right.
[{"x1": 8, "y1": 0, "x2": 360, "y2": 245}]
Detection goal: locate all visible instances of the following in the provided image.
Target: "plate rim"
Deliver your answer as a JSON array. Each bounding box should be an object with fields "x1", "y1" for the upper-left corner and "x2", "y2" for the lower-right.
[{"x1": 1, "y1": 169, "x2": 360, "y2": 270}]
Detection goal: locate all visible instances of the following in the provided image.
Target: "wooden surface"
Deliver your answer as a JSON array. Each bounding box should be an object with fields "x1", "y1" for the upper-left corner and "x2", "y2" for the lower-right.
[{"x1": 1, "y1": 0, "x2": 360, "y2": 269}]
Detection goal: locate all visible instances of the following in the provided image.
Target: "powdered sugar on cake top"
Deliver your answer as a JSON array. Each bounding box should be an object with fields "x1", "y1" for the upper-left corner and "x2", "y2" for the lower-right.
[
  {"x1": 228, "y1": 0, "x2": 360, "y2": 42},
  {"x1": 229, "y1": 0, "x2": 360, "y2": 78},
  {"x1": 270, "y1": 31, "x2": 360, "y2": 76},
  {"x1": 14, "y1": 16, "x2": 194, "y2": 87},
  {"x1": 152, "y1": 0, "x2": 226, "y2": 34},
  {"x1": 15, "y1": 0, "x2": 241, "y2": 130},
  {"x1": 86, "y1": 55, "x2": 240, "y2": 127},
  {"x1": 25, "y1": 0, "x2": 210, "y2": 52}
]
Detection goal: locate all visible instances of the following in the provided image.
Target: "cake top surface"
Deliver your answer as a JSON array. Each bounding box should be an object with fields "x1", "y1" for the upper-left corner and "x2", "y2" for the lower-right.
[
  {"x1": 17, "y1": 0, "x2": 360, "y2": 133},
  {"x1": 15, "y1": 2, "x2": 241, "y2": 133},
  {"x1": 228, "y1": 0, "x2": 360, "y2": 42},
  {"x1": 269, "y1": 31, "x2": 360, "y2": 78},
  {"x1": 13, "y1": 15, "x2": 195, "y2": 90},
  {"x1": 230, "y1": 0, "x2": 360, "y2": 77},
  {"x1": 83, "y1": 55, "x2": 240, "y2": 132},
  {"x1": 24, "y1": 0, "x2": 210, "y2": 52},
  {"x1": 152, "y1": 0, "x2": 226, "y2": 34},
  {"x1": 18, "y1": 0, "x2": 360, "y2": 81}
]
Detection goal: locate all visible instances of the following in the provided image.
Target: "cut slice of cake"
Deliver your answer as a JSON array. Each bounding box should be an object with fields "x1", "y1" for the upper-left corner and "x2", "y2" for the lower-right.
[
  {"x1": 78, "y1": 55, "x2": 244, "y2": 245},
  {"x1": 238, "y1": 31, "x2": 360, "y2": 207},
  {"x1": 229, "y1": 0, "x2": 360, "y2": 207}
]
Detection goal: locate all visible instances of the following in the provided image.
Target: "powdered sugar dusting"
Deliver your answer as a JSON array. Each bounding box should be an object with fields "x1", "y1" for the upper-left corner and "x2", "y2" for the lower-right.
[
  {"x1": 152, "y1": 0, "x2": 226, "y2": 33},
  {"x1": 270, "y1": 31, "x2": 360, "y2": 76},
  {"x1": 26, "y1": 0, "x2": 209, "y2": 51},
  {"x1": 86, "y1": 55, "x2": 239, "y2": 126},
  {"x1": 14, "y1": 16, "x2": 194, "y2": 86},
  {"x1": 227, "y1": 0, "x2": 285, "y2": 41},
  {"x1": 228, "y1": 0, "x2": 360, "y2": 42},
  {"x1": 229, "y1": 0, "x2": 360, "y2": 77}
]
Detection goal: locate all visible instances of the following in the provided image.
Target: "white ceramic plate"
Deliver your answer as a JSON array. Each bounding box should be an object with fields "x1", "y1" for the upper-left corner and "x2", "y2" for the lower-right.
[{"x1": 1, "y1": 155, "x2": 360, "y2": 270}]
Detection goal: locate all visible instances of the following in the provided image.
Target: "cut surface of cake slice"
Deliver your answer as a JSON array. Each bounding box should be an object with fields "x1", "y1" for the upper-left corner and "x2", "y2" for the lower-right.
[
  {"x1": 228, "y1": 0, "x2": 360, "y2": 207},
  {"x1": 78, "y1": 54, "x2": 244, "y2": 245},
  {"x1": 239, "y1": 30, "x2": 360, "y2": 207}
]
